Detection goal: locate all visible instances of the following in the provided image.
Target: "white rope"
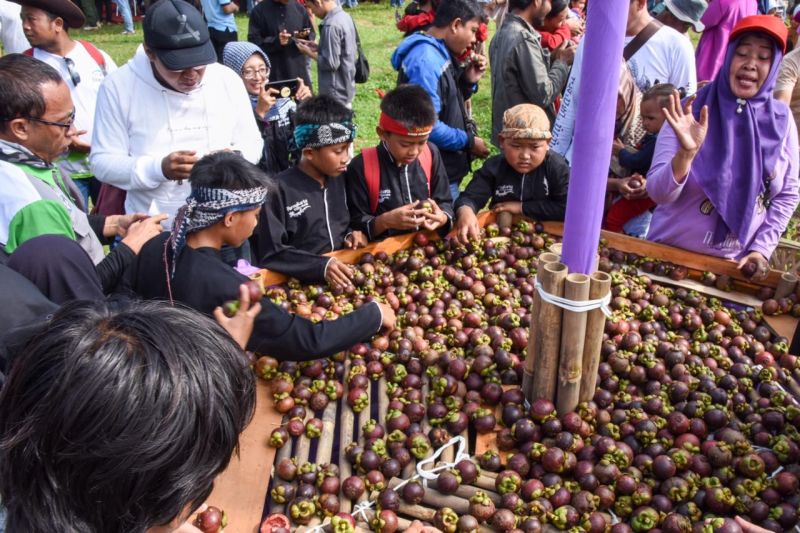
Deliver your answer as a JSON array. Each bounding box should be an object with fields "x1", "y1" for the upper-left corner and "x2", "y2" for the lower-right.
[
  {"x1": 534, "y1": 281, "x2": 612, "y2": 318},
  {"x1": 415, "y1": 435, "x2": 469, "y2": 488},
  {"x1": 352, "y1": 500, "x2": 374, "y2": 522}
]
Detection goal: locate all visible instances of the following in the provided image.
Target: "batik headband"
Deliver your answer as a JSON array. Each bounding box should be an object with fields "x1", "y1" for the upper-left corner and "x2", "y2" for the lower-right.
[
  {"x1": 378, "y1": 112, "x2": 433, "y2": 137},
  {"x1": 293, "y1": 121, "x2": 357, "y2": 149},
  {"x1": 500, "y1": 104, "x2": 552, "y2": 140},
  {"x1": 166, "y1": 186, "x2": 268, "y2": 279}
]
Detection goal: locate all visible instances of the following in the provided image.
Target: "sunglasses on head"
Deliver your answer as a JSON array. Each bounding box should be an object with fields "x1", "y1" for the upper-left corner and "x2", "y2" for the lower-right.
[{"x1": 64, "y1": 57, "x2": 80, "y2": 86}]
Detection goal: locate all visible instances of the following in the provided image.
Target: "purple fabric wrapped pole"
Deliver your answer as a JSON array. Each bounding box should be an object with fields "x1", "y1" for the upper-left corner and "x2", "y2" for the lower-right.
[{"x1": 560, "y1": 0, "x2": 629, "y2": 274}]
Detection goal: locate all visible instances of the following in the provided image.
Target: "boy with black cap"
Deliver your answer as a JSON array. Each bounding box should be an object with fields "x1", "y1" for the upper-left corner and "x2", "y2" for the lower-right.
[
  {"x1": 90, "y1": 0, "x2": 263, "y2": 226},
  {"x1": 14, "y1": 0, "x2": 116, "y2": 210}
]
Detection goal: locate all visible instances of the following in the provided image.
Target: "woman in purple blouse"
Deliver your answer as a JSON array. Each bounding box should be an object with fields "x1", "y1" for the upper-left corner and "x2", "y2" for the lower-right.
[{"x1": 646, "y1": 15, "x2": 799, "y2": 281}]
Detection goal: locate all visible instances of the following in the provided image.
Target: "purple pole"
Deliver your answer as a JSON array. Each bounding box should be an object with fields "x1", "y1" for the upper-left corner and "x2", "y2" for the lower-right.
[{"x1": 560, "y1": 0, "x2": 628, "y2": 274}]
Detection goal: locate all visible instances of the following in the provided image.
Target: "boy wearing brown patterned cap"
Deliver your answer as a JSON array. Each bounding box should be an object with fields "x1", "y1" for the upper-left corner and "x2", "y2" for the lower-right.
[{"x1": 454, "y1": 103, "x2": 571, "y2": 243}]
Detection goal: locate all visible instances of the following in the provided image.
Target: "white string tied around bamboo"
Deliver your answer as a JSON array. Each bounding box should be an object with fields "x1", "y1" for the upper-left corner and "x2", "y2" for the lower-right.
[
  {"x1": 534, "y1": 280, "x2": 612, "y2": 317},
  {"x1": 413, "y1": 435, "x2": 469, "y2": 489},
  {"x1": 352, "y1": 500, "x2": 375, "y2": 523}
]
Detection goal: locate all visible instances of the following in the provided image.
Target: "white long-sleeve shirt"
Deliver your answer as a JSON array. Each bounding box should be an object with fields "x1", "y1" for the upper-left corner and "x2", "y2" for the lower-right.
[
  {"x1": 0, "y1": 1, "x2": 29, "y2": 54},
  {"x1": 90, "y1": 47, "x2": 263, "y2": 224}
]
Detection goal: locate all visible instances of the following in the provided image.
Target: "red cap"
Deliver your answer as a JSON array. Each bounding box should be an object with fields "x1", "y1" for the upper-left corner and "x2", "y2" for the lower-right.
[{"x1": 730, "y1": 14, "x2": 788, "y2": 53}]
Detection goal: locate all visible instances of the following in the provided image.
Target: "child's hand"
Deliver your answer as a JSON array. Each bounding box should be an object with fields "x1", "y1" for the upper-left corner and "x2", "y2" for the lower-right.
[
  {"x1": 455, "y1": 206, "x2": 481, "y2": 245},
  {"x1": 213, "y1": 284, "x2": 262, "y2": 350},
  {"x1": 295, "y1": 78, "x2": 312, "y2": 101},
  {"x1": 325, "y1": 258, "x2": 353, "y2": 288},
  {"x1": 376, "y1": 202, "x2": 427, "y2": 232},
  {"x1": 611, "y1": 137, "x2": 625, "y2": 155},
  {"x1": 619, "y1": 174, "x2": 648, "y2": 200},
  {"x1": 344, "y1": 231, "x2": 368, "y2": 249},
  {"x1": 493, "y1": 201, "x2": 523, "y2": 215},
  {"x1": 471, "y1": 136, "x2": 491, "y2": 158},
  {"x1": 420, "y1": 199, "x2": 448, "y2": 231}
]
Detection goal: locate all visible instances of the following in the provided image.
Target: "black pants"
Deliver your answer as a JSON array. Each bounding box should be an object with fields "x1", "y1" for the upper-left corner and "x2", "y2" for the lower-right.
[{"x1": 209, "y1": 27, "x2": 238, "y2": 62}]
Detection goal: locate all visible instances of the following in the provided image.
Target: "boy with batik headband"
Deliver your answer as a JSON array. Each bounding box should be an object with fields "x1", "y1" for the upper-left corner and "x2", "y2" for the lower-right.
[
  {"x1": 345, "y1": 84, "x2": 454, "y2": 242},
  {"x1": 252, "y1": 95, "x2": 366, "y2": 288},
  {"x1": 131, "y1": 151, "x2": 395, "y2": 360},
  {"x1": 454, "y1": 103, "x2": 570, "y2": 244}
]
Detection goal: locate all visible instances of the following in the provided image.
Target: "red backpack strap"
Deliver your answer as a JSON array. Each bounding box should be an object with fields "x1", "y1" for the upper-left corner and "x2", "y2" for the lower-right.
[
  {"x1": 23, "y1": 48, "x2": 33, "y2": 56},
  {"x1": 418, "y1": 143, "x2": 433, "y2": 196},
  {"x1": 78, "y1": 40, "x2": 107, "y2": 75},
  {"x1": 362, "y1": 147, "x2": 381, "y2": 214}
]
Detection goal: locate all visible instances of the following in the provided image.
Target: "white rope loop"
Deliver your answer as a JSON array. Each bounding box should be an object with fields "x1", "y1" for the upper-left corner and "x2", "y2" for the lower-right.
[
  {"x1": 415, "y1": 435, "x2": 469, "y2": 487},
  {"x1": 534, "y1": 280, "x2": 612, "y2": 317}
]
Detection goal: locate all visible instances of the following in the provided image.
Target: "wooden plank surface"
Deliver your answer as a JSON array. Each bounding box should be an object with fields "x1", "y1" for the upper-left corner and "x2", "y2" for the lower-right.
[
  {"x1": 208, "y1": 379, "x2": 279, "y2": 533},
  {"x1": 542, "y1": 222, "x2": 783, "y2": 289},
  {"x1": 765, "y1": 314, "x2": 799, "y2": 340}
]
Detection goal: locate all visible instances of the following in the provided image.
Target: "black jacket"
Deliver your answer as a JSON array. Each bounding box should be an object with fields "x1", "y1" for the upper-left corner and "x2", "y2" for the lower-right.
[
  {"x1": 129, "y1": 232, "x2": 382, "y2": 361},
  {"x1": 345, "y1": 142, "x2": 454, "y2": 240},
  {"x1": 618, "y1": 133, "x2": 657, "y2": 176},
  {"x1": 455, "y1": 152, "x2": 570, "y2": 221},
  {"x1": 252, "y1": 166, "x2": 352, "y2": 283},
  {"x1": 247, "y1": 0, "x2": 315, "y2": 86}
]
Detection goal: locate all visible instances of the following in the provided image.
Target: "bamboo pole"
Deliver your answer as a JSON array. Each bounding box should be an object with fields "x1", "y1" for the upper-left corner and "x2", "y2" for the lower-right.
[
  {"x1": 776, "y1": 272, "x2": 798, "y2": 299},
  {"x1": 316, "y1": 400, "x2": 338, "y2": 466},
  {"x1": 524, "y1": 252, "x2": 561, "y2": 398},
  {"x1": 269, "y1": 418, "x2": 292, "y2": 514},
  {"x1": 556, "y1": 273, "x2": 590, "y2": 414},
  {"x1": 390, "y1": 474, "x2": 502, "y2": 505},
  {"x1": 579, "y1": 271, "x2": 612, "y2": 403},
  {"x1": 339, "y1": 361, "x2": 355, "y2": 513},
  {"x1": 530, "y1": 262, "x2": 568, "y2": 403},
  {"x1": 496, "y1": 211, "x2": 513, "y2": 230}
]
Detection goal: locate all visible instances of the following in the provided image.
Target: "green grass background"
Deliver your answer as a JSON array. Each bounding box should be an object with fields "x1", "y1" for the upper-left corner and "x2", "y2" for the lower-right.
[{"x1": 71, "y1": 4, "x2": 498, "y2": 184}]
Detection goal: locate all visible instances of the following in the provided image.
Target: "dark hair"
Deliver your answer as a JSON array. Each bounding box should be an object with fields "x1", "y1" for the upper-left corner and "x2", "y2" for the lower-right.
[
  {"x1": 380, "y1": 84, "x2": 436, "y2": 131},
  {"x1": 642, "y1": 83, "x2": 676, "y2": 109},
  {"x1": 0, "y1": 300, "x2": 256, "y2": 533},
  {"x1": 433, "y1": 0, "x2": 485, "y2": 27},
  {"x1": 509, "y1": 0, "x2": 533, "y2": 13},
  {"x1": 547, "y1": 0, "x2": 569, "y2": 17},
  {"x1": 189, "y1": 151, "x2": 272, "y2": 191},
  {"x1": 295, "y1": 94, "x2": 354, "y2": 126},
  {"x1": 0, "y1": 54, "x2": 64, "y2": 132}
]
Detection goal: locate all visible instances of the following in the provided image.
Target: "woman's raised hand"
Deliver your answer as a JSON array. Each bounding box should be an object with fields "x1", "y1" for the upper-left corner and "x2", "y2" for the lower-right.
[{"x1": 663, "y1": 90, "x2": 708, "y2": 155}]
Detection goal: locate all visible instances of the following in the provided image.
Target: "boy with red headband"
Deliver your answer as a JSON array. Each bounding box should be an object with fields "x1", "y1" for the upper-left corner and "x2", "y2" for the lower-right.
[{"x1": 345, "y1": 84, "x2": 454, "y2": 241}]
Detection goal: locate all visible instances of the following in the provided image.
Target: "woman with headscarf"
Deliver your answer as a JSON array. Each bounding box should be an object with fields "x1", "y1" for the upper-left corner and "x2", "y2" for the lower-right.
[
  {"x1": 646, "y1": 15, "x2": 799, "y2": 280},
  {"x1": 222, "y1": 41, "x2": 312, "y2": 176}
]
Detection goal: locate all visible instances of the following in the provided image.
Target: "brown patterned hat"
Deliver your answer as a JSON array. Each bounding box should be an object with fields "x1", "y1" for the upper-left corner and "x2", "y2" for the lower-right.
[{"x1": 500, "y1": 104, "x2": 551, "y2": 140}]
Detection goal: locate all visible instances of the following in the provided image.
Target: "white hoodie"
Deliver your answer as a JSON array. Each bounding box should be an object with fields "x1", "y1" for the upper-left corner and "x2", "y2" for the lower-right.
[{"x1": 90, "y1": 47, "x2": 263, "y2": 224}]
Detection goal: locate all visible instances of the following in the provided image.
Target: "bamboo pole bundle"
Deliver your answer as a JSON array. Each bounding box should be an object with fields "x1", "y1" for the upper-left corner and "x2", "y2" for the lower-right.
[
  {"x1": 556, "y1": 273, "x2": 590, "y2": 414},
  {"x1": 316, "y1": 400, "x2": 338, "y2": 466},
  {"x1": 523, "y1": 252, "x2": 560, "y2": 398},
  {"x1": 339, "y1": 361, "x2": 355, "y2": 513},
  {"x1": 579, "y1": 271, "x2": 612, "y2": 403},
  {"x1": 530, "y1": 262, "x2": 568, "y2": 403}
]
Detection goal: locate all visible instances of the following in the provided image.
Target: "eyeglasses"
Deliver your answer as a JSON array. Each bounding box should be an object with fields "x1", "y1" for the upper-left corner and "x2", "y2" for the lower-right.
[
  {"x1": 25, "y1": 109, "x2": 77, "y2": 131},
  {"x1": 242, "y1": 67, "x2": 269, "y2": 80},
  {"x1": 64, "y1": 57, "x2": 81, "y2": 87}
]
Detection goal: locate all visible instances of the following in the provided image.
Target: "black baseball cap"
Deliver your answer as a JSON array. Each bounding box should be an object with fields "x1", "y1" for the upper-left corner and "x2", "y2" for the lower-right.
[{"x1": 143, "y1": 0, "x2": 216, "y2": 71}]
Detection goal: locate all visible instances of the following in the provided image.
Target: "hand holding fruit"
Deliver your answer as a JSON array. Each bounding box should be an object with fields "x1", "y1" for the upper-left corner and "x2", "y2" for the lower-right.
[
  {"x1": 493, "y1": 201, "x2": 523, "y2": 216},
  {"x1": 192, "y1": 505, "x2": 227, "y2": 533},
  {"x1": 121, "y1": 214, "x2": 169, "y2": 254},
  {"x1": 619, "y1": 174, "x2": 648, "y2": 200},
  {"x1": 737, "y1": 251, "x2": 770, "y2": 281},
  {"x1": 214, "y1": 282, "x2": 262, "y2": 349},
  {"x1": 376, "y1": 201, "x2": 427, "y2": 233},
  {"x1": 376, "y1": 302, "x2": 397, "y2": 331},
  {"x1": 162, "y1": 150, "x2": 199, "y2": 181},
  {"x1": 470, "y1": 136, "x2": 490, "y2": 158},
  {"x1": 278, "y1": 29, "x2": 291, "y2": 46},
  {"x1": 325, "y1": 258, "x2": 354, "y2": 288},
  {"x1": 454, "y1": 206, "x2": 481, "y2": 245},
  {"x1": 419, "y1": 199, "x2": 448, "y2": 231}
]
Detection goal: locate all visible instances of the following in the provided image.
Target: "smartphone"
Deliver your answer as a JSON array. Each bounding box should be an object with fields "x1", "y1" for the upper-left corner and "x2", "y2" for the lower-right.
[{"x1": 265, "y1": 79, "x2": 300, "y2": 98}]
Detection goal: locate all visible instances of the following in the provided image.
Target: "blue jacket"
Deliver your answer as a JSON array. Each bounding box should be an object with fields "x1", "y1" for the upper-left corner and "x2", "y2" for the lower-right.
[{"x1": 392, "y1": 33, "x2": 473, "y2": 183}]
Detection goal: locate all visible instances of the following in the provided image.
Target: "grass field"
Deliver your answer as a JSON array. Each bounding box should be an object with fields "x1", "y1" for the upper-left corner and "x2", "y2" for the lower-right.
[{"x1": 71, "y1": 3, "x2": 499, "y2": 173}]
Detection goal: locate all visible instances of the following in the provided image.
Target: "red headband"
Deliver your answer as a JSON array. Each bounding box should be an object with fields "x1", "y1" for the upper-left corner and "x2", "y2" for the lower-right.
[{"x1": 379, "y1": 112, "x2": 433, "y2": 137}]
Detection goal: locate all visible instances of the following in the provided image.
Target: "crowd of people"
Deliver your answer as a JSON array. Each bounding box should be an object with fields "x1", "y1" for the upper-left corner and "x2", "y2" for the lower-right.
[{"x1": 0, "y1": 0, "x2": 798, "y2": 530}]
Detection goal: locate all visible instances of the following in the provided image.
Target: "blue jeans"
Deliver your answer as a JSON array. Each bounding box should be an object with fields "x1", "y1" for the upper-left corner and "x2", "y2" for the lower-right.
[
  {"x1": 73, "y1": 177, "x2": 101, "y2": 210},
  {"x1": 342, "y1": 0, "x2": 357, "y2": 8},
  {"x1": 449, "y1": 181, "x2": 460, "y2": 202},
  {"x1": 115, "y1": 0, "x2": 134, "y2": 32}
]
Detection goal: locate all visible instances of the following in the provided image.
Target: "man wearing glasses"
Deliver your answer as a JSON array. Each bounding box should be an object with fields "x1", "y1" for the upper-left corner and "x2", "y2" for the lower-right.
[
  {"x1": 0, "y1": 54, "x2": 164, "y2": 270},
  {"x1": 91, "y1": 0, "x2": 263, "y2": 225},
  {"x1": 14, "y1": 0, "x2": 116, "y2": 211}
]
